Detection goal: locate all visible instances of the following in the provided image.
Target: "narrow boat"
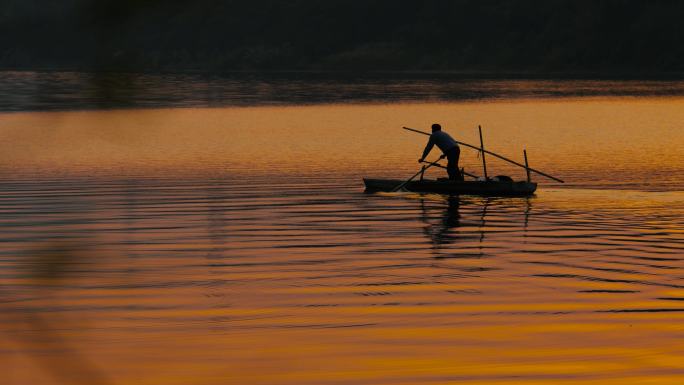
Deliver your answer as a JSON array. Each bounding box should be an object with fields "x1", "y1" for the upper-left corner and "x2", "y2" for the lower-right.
[
  {"x1": 364, "y1": 125, "x2": 563, "y2": 197},
  {"x1": 364, "y1": 178, "x2": 537, "y2": 196}
]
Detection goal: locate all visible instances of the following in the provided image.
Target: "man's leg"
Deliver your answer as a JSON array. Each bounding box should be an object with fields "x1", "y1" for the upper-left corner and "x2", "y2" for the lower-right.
[{"x1": 446, "y1": 147, "x2": 462, "y2": 181}]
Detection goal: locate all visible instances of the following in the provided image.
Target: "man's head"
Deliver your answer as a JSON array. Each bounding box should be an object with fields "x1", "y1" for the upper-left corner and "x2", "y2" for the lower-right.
[{"x1": 432, "y1": 123, "x2": 441, "y2": 132}]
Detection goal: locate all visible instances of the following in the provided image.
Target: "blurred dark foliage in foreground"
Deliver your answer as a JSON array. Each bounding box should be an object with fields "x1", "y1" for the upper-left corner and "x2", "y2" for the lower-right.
[
  {"x1": 1, "y1": 242, "x2": 114, "y2": 384},
  {"x1": 2, "y1": 0, "x2": 684, "y2": 74}
]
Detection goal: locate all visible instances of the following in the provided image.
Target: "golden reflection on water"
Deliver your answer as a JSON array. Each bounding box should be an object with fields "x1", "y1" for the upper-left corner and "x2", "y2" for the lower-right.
[
  {"x1": 1, "y1": 180, "x2": 683, "y2": 384},
  {"x1": 1, "y1": 97, "x2": 684, "y2": 189},
  {"x1": 2, "y1": 98, "x2": 684, "y2": 384}
]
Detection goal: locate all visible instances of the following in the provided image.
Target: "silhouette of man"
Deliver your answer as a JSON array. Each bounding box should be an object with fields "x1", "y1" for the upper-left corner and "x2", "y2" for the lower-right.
[{"x1": 419, "y1": 123, "x2": 463, "y2": 181}]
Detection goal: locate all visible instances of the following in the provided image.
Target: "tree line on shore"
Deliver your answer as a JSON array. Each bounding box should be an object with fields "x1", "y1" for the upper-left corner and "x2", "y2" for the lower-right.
[{"x1": 2, "y1": 0, "x2": 683, "y2": 74}]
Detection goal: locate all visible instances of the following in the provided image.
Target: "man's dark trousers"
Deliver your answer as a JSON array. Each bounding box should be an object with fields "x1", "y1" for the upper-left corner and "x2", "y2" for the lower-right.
[{"x1": 445, "y1": 146, "x2": 463, "y2": 181}]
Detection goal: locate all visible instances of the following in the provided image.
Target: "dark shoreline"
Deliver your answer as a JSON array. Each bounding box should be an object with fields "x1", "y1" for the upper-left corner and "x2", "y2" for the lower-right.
[
  {"x1": 5, "y1": 1, "x2": 684, "y2": 82},
  {"x1": 3, "y1": 71, "x2": 684, "y2": 113},
  {"x1": 3, "y1": 68, "x2": 684, "y2": 81}
]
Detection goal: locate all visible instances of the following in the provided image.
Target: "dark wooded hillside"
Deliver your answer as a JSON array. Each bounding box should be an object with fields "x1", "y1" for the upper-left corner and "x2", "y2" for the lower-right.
[{"x1": 2, "y1": 0, "x2": 683, "y2": 74}]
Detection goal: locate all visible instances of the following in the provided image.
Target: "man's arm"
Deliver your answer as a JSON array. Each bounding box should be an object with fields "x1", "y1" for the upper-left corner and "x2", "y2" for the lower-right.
[{"x1": 419, "y1": 137, "x2": 434, "y2": 162}]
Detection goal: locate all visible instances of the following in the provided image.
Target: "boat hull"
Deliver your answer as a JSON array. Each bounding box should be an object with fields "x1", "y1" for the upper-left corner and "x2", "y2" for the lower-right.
[{"x1": 363, "y1": 178, "x2": 537, "y2": 196}]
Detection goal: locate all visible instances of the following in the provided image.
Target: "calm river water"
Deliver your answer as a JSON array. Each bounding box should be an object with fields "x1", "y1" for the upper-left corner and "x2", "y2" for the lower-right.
[{"x1": 1, "y1": 72, "x2": 684, "y2": 384}]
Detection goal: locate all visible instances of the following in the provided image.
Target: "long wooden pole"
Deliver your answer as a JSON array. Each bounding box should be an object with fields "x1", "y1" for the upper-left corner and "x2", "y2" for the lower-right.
[
  {"x1": 523, "y1": 149, "x2": 531, "y2": 182},
  {"x1": 419, "y1": 160, "x2": 479, "y2": 179},
  {"x1": 391, "y1": 156, "x2": 444, "y2": 192},
  {"x1": 478, "y1": 125, "x2": 488, "y2": 180},
  {"x1": 402, "y1": 126, "x2": 564, "y2": 183}
]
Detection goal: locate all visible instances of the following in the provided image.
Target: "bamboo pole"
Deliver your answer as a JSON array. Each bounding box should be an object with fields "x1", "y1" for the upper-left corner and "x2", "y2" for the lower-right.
[
  {"x1": 478, "y1": 125, "x2": 488, "y2": 180},
  {"x1": 523, "y1": 149, "x2": 531, "y2": 182},
  {"x1": 402, "y1": 126, "x2": 564, "y2": 183},
  {"x1": 392, "y1": 156, "x2": 444, "y2": 192},
  {"x1": 419, "y1": 160, "x2": 478, "y2": 179}
]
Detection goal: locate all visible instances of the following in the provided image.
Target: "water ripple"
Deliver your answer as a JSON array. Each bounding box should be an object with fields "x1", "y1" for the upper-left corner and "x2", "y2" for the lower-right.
[{"x1": 2, "y1": 179, "x2": 684, "y2": 384}]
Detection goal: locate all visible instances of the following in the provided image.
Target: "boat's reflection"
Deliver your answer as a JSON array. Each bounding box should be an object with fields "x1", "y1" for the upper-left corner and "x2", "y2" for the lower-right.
[{"x1": 419, "y1": 194, "x2": 531, "y2": 249}]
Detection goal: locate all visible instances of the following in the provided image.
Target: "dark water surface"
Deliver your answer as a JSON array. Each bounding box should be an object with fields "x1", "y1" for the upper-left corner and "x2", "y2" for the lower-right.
[
  {"x1": 4, "y1": 71, "x2": 684, "y2": 111},
  {"x1": 1, "y1": 73, "x2": 684, "y2": 384}
]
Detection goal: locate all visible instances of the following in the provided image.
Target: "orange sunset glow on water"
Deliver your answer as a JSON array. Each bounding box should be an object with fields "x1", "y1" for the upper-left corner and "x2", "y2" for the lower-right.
[
  {"x1": 2, "y1": 81, "x2": 684, "y2": 384},
  {"x1": 5, "y1": 0, "x2": 684, "y2": 382},
  {"x1": 1, "y1": 97, "x2": 683, "y2": 189}
]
